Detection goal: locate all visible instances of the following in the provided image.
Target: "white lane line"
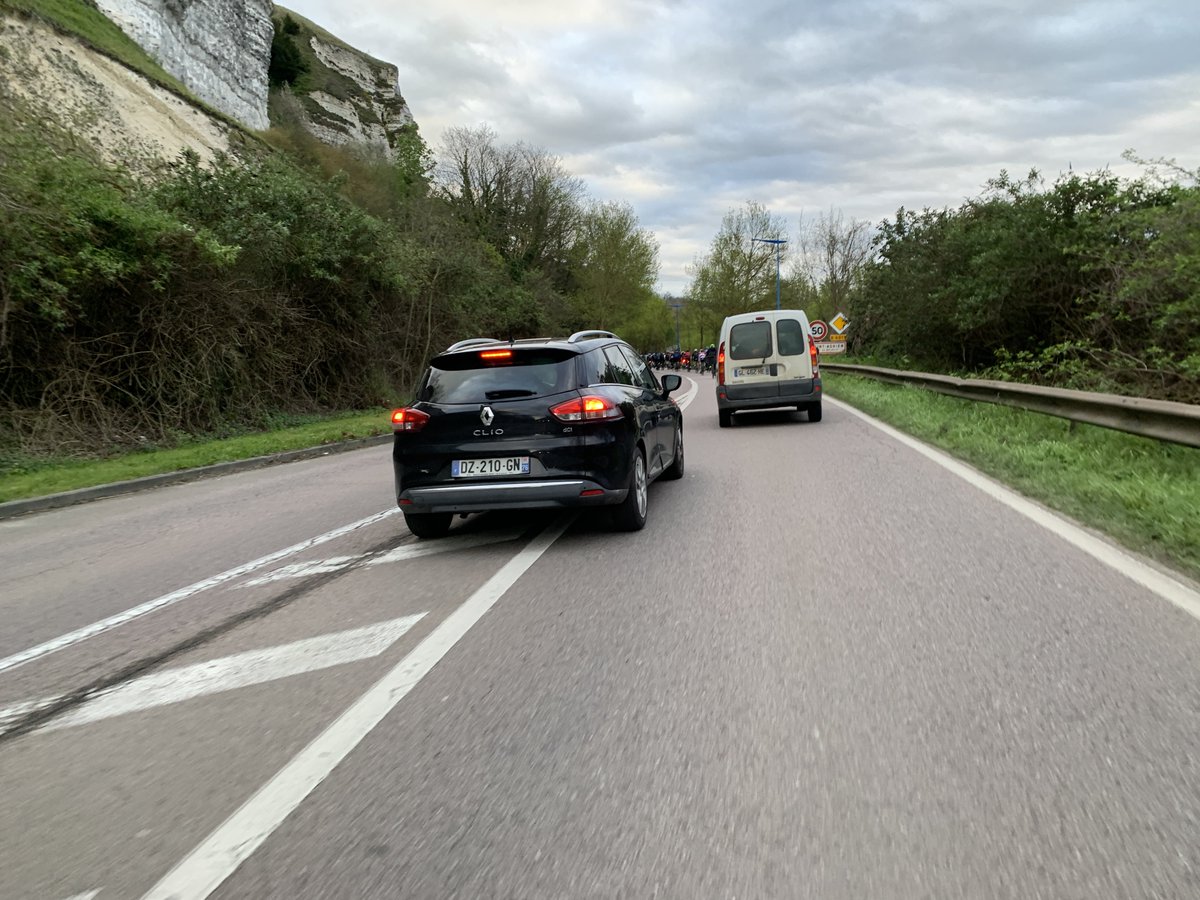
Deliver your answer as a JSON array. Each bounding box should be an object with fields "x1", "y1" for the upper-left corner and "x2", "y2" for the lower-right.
[
  {"x1": 828, "y1": 396, "x2": 1200, "y2": 621},
  {"x1": 141, "y1": 513, "x2": 574, "y2": 900},
  {"x1": 0, "y1": 509, "x2": 401, "y2": 675},
  {"x1": 675, "y1": 375, "x2": 700, "y2": 411},
  {"x1": 59, "y1": 890, "x2": 100, "y2": 900},
  {"x1": 240, "y1": 527, "x2": 525, "y2": 588},
  {"x1": 0, "y1": 614, "x2": 426, "y2": 735}
]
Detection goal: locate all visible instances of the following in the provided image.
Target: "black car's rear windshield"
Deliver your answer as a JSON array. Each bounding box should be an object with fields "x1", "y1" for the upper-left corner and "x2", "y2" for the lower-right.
[{"x1": 420, "y1": 348, "x2": 577, "y2": 403}]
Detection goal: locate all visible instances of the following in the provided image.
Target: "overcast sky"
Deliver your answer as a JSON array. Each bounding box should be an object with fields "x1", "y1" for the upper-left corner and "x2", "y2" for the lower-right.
[{"x1": 283, "y1": 0, "x2": 1200, "y2": 295}]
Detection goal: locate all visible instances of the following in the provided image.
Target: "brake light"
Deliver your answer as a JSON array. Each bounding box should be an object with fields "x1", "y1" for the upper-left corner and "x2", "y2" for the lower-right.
[
  {"x1": 479, "y1": 349, "x2": 512, "y2": 360},
  {"x1": 717, "y1": 341, "x2": 726, "y2": 385},
  {"x1": 391, "y1": 407, "x2": 430, "y2": 432},
  {"x1": 808, "y1": 334, "x2": 820, "y2": 375},
  {"x1": 549, "y1": 395, "x2": 624, "y2": 422}
]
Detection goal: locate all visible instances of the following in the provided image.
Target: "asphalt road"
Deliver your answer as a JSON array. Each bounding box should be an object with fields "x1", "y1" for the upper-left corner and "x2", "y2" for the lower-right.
[{"x1": 2, "y1": 376, "x2": 1199, "y2": 900}]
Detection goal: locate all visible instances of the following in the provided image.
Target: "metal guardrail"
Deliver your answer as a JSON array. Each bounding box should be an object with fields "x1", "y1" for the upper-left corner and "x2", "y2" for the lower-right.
[{"x1": 821, "y1": 363, "x2": 1200, "y2": 450}]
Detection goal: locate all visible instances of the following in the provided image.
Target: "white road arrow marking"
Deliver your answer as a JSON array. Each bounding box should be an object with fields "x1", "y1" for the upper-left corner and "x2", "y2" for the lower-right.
[{"x1": 0, "y1": 613, "x2": 426, "y2": 735}]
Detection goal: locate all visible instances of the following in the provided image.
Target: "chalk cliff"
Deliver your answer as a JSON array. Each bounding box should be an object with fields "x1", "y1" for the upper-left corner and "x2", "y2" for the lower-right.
[
  {"x1": 276, "y1": 8, "x2": 416, "y2": 158},
  {"x1": 91, "y1": 0, "x2": 273, "y2": 130}
]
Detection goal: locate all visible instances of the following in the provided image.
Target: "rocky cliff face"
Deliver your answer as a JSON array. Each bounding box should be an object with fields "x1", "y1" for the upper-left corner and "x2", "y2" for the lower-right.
[
  {"x1": 91, "y1": 0, "x2": 273, "y2": 130},
  {"x1": 301, "y1": 32, "x2": 415, "y2": 154},
  {"x1": 276, "y1": 8, "x2": 416, "y2": 159}
]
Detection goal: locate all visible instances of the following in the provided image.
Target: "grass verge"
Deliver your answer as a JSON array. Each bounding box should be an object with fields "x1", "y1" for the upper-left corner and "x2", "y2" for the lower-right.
[
  {"x1": 824, "y1": 373, "x2": 1200, "y2": 582},
  {"x1": 0, "y1": 410, "x2": 390, "y2": 503}
]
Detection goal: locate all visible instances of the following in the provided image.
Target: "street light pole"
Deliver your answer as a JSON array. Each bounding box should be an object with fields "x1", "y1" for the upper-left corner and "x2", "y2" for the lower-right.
[
  {"x1": 670, "y1": 302, "x2": 683, "y2": 350},
  {"x1": 751, "y1": 238, "x2": 787, "y2": 310}
]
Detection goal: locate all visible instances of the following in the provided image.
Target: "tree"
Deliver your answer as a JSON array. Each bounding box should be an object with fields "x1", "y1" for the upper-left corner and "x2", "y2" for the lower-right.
[
  {"x1": 268, "y1": 16, "x2": 308, "y2": 88},
  {"x1": 435, "y1": 126, "x2": 585, "y2": 290},
  {"x1": 687, "y1": 202, "x2": 789, "y2": 329},
  {"x1": 570, "y1": 201, "x2": 660, "y2": 330},
  {"x1": 793, "y1": 209, "x2": 874, "y2": 321}
]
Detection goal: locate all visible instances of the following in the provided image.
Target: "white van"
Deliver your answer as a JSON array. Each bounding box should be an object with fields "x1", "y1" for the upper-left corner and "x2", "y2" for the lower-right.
[{"x1": 714, "y1": 308, "x2": 822, "y2": 427}]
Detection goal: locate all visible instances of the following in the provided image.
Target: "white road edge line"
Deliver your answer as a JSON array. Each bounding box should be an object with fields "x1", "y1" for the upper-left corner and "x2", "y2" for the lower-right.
[
  {"x1": 0, "y1": 508, "x2": 401, "y2": 675},
  {"x1": 140, "y1": 513, "x2": 575, "y2": 900},
  {"x1": 827, "y1": 396, "x2": 1200, "y2": 622}
]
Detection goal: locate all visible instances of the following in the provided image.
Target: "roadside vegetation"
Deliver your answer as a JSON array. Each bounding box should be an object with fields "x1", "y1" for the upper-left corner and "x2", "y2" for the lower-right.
[
  {"x1": 686, "y1": 162, "x2": 1199, "y2": 404},
  {"x1": 824, "y1": 373, "x2": 1200, "y2": 582},
  {"x1": 0, "y1": 410, "x2": 389, "y2": 502},
  {"x1": 1, "y1": 40, "x2": 666, "y2": 474}
]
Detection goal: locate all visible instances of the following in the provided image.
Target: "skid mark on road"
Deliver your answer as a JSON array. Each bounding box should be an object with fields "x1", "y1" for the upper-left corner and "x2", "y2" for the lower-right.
[
  {"x1": 240, "y1": 527, "x2": 525, "y2": 588},
  {"x1": 0, "y1": 509, "x2": 402, "y2": 675}
]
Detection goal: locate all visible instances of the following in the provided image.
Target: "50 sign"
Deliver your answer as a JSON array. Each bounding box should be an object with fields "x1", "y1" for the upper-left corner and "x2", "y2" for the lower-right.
[{"x1": 809, "y1": 320, "x2": 828, "y2": 340}]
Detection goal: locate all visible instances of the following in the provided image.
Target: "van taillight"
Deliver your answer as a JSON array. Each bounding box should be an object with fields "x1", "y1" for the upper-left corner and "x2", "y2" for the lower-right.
[
  {"x1": 391, "y1": 407, "x2": 430, "y2": 432},
  {"x1": 808, "y1": 335, "x2": 819, "y2": 375},
  {"x1": 717, "y1": 342, "x2": 726, "y2": 385},
  {"x1": 549, "y1": 395, "x2": 623, "y2": 422}
]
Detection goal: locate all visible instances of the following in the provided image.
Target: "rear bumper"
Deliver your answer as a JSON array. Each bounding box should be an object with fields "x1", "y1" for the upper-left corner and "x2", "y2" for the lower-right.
[
  {"x1": 398, "y1": 478, "x2": 627, "y2": 514},
  {"x1": 717, "y1": 377, "x2": 821, "y2": 412}
]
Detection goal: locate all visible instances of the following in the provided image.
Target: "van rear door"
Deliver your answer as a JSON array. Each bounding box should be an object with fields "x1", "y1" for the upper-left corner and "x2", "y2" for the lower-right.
[
  {"x1": 725, "y1": 316, "x2": 779, "y2": 400},
  {"x1": 772, "y1": 314, "x2": 814, "y2": 393}
]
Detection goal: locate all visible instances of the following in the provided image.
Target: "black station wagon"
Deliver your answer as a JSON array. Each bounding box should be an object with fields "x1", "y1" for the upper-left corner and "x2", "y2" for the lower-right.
[{"x1": 391, "y1": 331, "x2": 685, "y2": 538}]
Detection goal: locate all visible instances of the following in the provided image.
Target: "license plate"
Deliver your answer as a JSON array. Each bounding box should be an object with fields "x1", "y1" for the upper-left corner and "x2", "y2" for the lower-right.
[
  {"x1": 735, "y1": 366, "x2": 764, "y2": 377},
  {"x1": 451, "y1": 457, "x2": 531, "y2": 478}
]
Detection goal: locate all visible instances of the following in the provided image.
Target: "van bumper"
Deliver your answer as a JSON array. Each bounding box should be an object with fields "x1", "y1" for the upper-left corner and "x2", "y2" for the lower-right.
[{"x1": 716, "y1": 377, "x2": 821, "y2": 411}]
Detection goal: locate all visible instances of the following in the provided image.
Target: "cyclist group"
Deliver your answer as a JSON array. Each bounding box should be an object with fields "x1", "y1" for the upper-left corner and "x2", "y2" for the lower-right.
[{"x1": 646, "y1": 346, "x2": 718, "y2": 376}]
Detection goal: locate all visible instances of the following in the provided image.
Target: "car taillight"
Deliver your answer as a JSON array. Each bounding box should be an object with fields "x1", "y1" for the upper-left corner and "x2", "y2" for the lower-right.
[
  {"x1": 549, "y1": 395, "x2": 624, "y2": 422},
  {"x1": 479, "y1": 349, "x2": 512, "y2": 361},
  {"x1": 717, "y1": 341, "x2": 726, "y2": 385},
  {"x1": 808, "y1": 335, "x2": 819, "y2": 375},
  {"x1": 391, "y1": 407, "x2": 430, "y2": 432}
]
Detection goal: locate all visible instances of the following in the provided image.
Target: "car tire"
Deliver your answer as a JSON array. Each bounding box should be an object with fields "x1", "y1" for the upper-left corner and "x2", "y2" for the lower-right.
[
  {"x1": 612, "y1": 448, "x2": 648, "y2": 531},
  {"x1": 661, "y1": 423, "x2": 684, "y2": 480},
  {"x1": 807, "y1": 402, "x2": 823, "y2": 422},
  {"x1": 403, "y1": 511, "x2": 453, "y2": 539},
  {"x1": 718, "y1": 410, "x2": 733, "y2": 428}
]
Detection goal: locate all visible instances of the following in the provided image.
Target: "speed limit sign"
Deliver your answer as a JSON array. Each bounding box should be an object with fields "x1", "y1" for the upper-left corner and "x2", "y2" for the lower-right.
[{"x1": 810, "y1": 320, "x2": 828, "y2": 340}]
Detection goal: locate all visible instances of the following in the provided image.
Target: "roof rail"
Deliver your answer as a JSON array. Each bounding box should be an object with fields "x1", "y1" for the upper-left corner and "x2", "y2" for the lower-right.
[
  {"x1": 567, "y1": 330, "x2": 618, "y2": 343},
  {"x1": 443, "y1": 337, "x2": 501, "y2": 352}
]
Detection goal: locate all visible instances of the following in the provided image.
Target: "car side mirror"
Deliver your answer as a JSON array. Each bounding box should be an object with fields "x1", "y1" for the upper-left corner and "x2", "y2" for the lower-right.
[{"x1": 661, "y1": 374, "x2": 682, "y2": 395}]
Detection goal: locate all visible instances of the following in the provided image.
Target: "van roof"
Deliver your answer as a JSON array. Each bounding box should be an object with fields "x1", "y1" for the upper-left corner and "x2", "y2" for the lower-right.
[{"x1": 721, "y1": 309, "x2": 810, "y2": 323}]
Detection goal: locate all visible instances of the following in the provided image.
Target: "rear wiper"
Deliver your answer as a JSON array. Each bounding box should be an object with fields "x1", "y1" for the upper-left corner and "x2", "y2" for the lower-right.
[{"x1": 484, "y1": 389, "x2": 537, "y2": 399}]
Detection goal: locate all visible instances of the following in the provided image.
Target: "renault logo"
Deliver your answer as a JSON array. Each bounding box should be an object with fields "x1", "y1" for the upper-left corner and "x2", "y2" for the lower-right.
[{"x1": 479, "y1": 406, "x2": 495, "y2": 426}]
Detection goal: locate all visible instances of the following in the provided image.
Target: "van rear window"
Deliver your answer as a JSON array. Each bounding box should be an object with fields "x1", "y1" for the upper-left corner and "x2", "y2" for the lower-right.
[
  {"x1": 729, "y1": 322, "x2": 772, "y2": 360},
  {"x1": 420, "y1": 349, "x2": 577, "y2": 403},
  {"x1": 776, "y1": 319, "x2": 808, "y2": 356}
]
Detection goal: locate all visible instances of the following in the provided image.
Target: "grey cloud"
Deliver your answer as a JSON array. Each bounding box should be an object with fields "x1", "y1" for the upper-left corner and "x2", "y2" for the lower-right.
[{"x1": 282, "y1": 0, "x2": 1200, "y2": 293}]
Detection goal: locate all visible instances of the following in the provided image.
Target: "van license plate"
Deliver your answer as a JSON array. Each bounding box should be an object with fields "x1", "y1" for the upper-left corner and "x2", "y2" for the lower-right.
[
  {"x1": 452, "y1": 457, "x2": 531, "y2": 478},
  {"x1": 735, "y1": 367, "x2": 764, "y2": 377}
]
